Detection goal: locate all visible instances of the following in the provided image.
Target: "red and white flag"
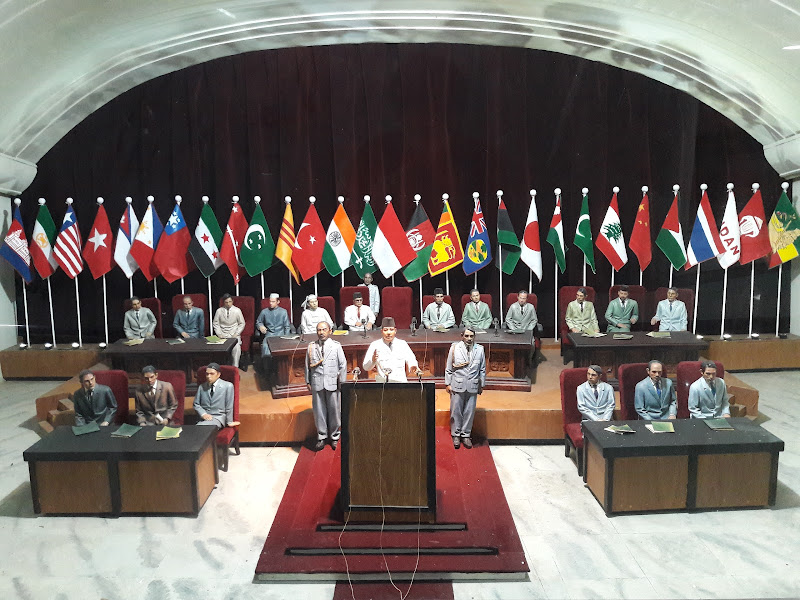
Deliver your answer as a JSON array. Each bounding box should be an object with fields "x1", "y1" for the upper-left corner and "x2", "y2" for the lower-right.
[
  {"x1": 520, "y1": 192, "x2": 542, "y2": 281},
  {"x1": 292, "y1": 200, "x2": 326, "y2": 281},
  {"x1": 738, "y1": 187, "x2": 771, "y2": 264},
  {"x1": 595, "y1": 189, "x2": 628, "y2": 271},
  {"x1": 717, "y1": 187, "x2": 741, "y2": 269},
  {"x1": 53, "y1": 203, "x2": 83, "y2": 279},
  {"x1": 82, "y1": 203, "x2": 114, "y2": 279},
  {"x1": 219, "y1": 200, "x2": 249, "y2": 284},
  {"x1": 373, "y1": 199, "x2": 416, "y2": 277}
]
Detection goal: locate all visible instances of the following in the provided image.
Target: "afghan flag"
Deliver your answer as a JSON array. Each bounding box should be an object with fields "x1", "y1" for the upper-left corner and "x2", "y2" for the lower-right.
[
  {"x1": 428, "y1": 198, "x2": 464, "y2": 276},
  {"x1": 189, "y1": 201, "x2": 224, "y2": 278},
  {"x1": 629, "y1": 190, "x2": 652, "y2": 271},
  {"x1": 276, "y1": 200, "x2": 300, "y2": 283},
  {"x1": 373, "y1": 200, "x2": 416, "y2": 278},
  {"x1": 595, "y1": 189, "x2": 628, "y2": 272},
  {"x1": 350, "y1": 200, "x2": 378, "y2": 278},
  {"x1": 768, "y1": 187, "x2": 800, "y2": 268},
  {"x1": 402, "y1": 201, "x2": 435, "y2": 282},
  {"x1": 655, "y1": 192, "x2": 687, "y2": 271},
  {"x1": 546, "y1": 191, "x2": 566, "y2": 274},
  {"x1": 574, "y1": 190, "x2": 596, "y2": 273},
  {"x1": 30, "y1": 201, "x2": 58, "y2": 279},
  {"x1": 463, "y1": 194, "x2": 492, "y2": 276},
  {"x1": 241, "y1": 202, "x2": 275, "y2": 277},
  {"x1": 322, "y1": 201, "x2": 356, "y2": 276},
  {"x1": 496, "y1": 196, "x2": 521, "y2": 275}
]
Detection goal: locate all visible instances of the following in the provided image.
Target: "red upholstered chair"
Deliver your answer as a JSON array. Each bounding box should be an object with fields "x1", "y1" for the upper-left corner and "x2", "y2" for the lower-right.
[
  {"x1": 313, "y1": 296, "x2": 338, "y2": 329},
  {"x1": 171, "y1": 293, "x2": 209, "y2": 336},
  {"x1": 607, "y1": 285, "x2": 647, "y2": 331},
  {"x1": 123, "y1": 297, "x2": 163, "y2": 338},
  {"x1": 558, "y1": 286, "x2": 596, "y2": 356},
  {"x1": 156, "y1": 370, "x2": 187, "y2": 426},
  {"x1": 93, "y1": 370, "x2": 130, "y2": 425},
  {"x1": 560, "y1": 367, "x2": 606, "y2": 475},
  {"x1": 217, "y1": 296, "x2": 255, "y2": 364},
  {"x1": 676, "y1": 360, "x2": 724, "y2": 419},
  {"x1": 196, "y1": 364, "x2": 241, "y2": 471},
  {"x1": 258, "y1": 297, "x2": 294, "y2": 321},
  {"x1": 617, "y1": 362, "x2": 650, "y2": 421},
  {"x1": 382, "y1": 287, "x2": 413, "y2": 329},
  {"x1": 652, "y1": 287, "x2": 695, "y2": 331}
]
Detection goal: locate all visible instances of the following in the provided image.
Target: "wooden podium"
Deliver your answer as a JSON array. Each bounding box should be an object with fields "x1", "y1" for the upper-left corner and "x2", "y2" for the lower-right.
[{"x1": 340, "y1": 382, "x2": 436, "y2": 523}]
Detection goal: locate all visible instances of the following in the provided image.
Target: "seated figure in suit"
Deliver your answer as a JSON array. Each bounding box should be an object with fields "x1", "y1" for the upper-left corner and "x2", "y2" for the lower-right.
[
  {"x1": 651, "y1": 287, "x2": 688, "y2": 331},
  {"x1": 299, "y1": 294, "x2": 334, "y2": 335},
  {"x1": 505, "y1": 290, "x2": 538, "y2": 334},
  {"x1": 256, "y1": 293, "x2": 293, "y2": 357},
  {"x1": 173, "y1": 295, "x2": 204, "y2": 339},
  {"x1": 565, "y1": 287, "x2": 599, "y2": 335},
  {"x1": 305, "y1": 321, "x2": 347, "y2": 450},
  {"x1": 134, "y1": 365, "x2": 178, "y2": 426},
  {"x1": 213, "y1": 293, "x2": 245, "y2": 368},
  {"x1": 73, "y1": 369, "x2": 118, "y2": 426},
  {"x1": 461, "y1": 289, "x2": 492, "y2": 331},
  {"x1": 634, "y1": 360, "x2": 677, "y2": 420},
  {"x1": 576, "y1": 365, "x2": 615, "y2": 421},
  {"x1": 422, "y1": 288, "x2": 455, "y2": 330},
  {"x1": 343, "y1": 291, "x2": 375, "y2": 331},
  {"x1": 445, "y1": 328, "x2": 486, "y2": 449},
  {"x1": 123, "y1": 296, "x2": 157, "y2": 339},
  {"x1": 605, "y1": 285, "x2": 639, "y2": 332},
  {"x1": 193, "y1": 362, "x2": 237, "y2": 429},
  {"x1": 688, "y1": 360, "x2": 731, "y2": 419}
]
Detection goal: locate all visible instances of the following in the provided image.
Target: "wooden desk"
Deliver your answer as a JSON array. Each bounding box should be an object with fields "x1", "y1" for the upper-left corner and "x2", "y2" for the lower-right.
[
  {"x1": 266, "y1": 329, "x2": 534, "y2": 397},
  {"x1": 23, "y1": 426, "x2": 218, "y2": 516},
  {"x1": 582, "y1": 418, "x2": 783, "y2": 515}
]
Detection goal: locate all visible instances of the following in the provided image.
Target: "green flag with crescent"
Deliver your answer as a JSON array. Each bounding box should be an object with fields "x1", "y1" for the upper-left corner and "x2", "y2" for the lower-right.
[{"x1": 241, "y1": 202, "x2": 276, "y2": 276}]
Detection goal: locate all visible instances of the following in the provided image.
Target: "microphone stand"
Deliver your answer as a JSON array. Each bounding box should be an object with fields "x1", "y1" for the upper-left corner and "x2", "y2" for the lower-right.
[
  {"x1": 493, "y1": 318, "x2": 500, "y2": 337},
  {"x1": 411, "y1": 317, "x2": 418, "y2": 337},
  {"x1": 361, "y1": 318, "x2": 367, "y2": 339}
]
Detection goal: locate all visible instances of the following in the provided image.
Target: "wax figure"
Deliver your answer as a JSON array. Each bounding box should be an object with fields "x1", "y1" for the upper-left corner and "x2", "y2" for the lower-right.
[
  {"x1": 213, "y1": 293, "x2": 245, "y2": 368},
  {"x1": 505, "y1": 290, "x2": 538, "y2": 333},
  {"x1": 363, "y1": 317, "x2": 420, "y2": 383},
  {"x1": 299, "y1": 294, "x2": 334, "y2": 335},
  {"x1": 461, "y1": 289, "x2": 492, "y2": 331},
  {"x1": 73, "y1": 369, "x2": 117, "y2": 426},
  {"x1": 565, "y1": 287, "x2": 599, "y2": 335},
  {"x1": 445, "y1": 328, "x2": 486, "y2": 449},
  {"x1": 173, "y1": 295, "x2": 204, "y2": 339},
  {"x1": 305, "y1": 321, "x2": 347, "y2": 450},
  {"x1": 651, "y1": 287, "x2": 688, "y2": 331},
  {"x1": 688, "y1": 361, "x2": 731, "y2": 419},
  {"x1": 422, "y1": 288, "x2": 455, "y2": 330},
  {"x1": 194, "y1": 362, "x2": 237, "y2": 429},
  {"x1": 634, "y1": 360, "x2": 677, "y2": 420},
  {"x1": 134, "y1": 365, "x2": 178, "y2": 426},
  {"x1": 343, "y1": 291, "x2": 375, "y2": 331},
  {"x1": 605, "y1": 285, "x2": 639, "y2": 332},
  {"x1": 358, "y1": 272, "x2": 380, "y2": 316},
  {"x1": 123, "y1": 296, "x2": 157, "y2": 339},
  {"x1": 576, "y1": 365, "x2": 615, "y2": 421},
  {"x1": 256, "y1": 293, "x2": 292, "y2": 358}
]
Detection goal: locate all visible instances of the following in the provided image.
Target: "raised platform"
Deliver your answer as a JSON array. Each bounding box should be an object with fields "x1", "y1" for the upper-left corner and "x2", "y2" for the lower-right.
[
  {"x1": 1, "y1": 345, "x2": 101, "y2": 379},
  {"x1": 707, "y1": 334, "x2": 800, "y2": 371}
]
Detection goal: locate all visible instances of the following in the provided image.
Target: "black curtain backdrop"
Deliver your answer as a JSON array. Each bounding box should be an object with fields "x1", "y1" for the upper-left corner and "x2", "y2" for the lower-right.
[{"x1": 16, "y1": 43, "x2": 785, "y2": 343}]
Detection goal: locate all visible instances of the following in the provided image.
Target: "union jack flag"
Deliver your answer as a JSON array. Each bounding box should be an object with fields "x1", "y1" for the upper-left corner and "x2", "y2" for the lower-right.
[{"x1": 470, "y1": 198, "x2": 487, "y2": 237}]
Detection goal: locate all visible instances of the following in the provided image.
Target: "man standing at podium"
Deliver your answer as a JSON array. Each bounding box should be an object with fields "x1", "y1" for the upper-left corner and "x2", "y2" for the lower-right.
[
  {"x1": 445, "y1": 328, "x2": 486, "y2": 449},
  {"x1": 306, "y1": 321, "x2": 347, "y2": 450},
  {"x1": 363, "y1": 317, "x2": 420, "y2": 383}
]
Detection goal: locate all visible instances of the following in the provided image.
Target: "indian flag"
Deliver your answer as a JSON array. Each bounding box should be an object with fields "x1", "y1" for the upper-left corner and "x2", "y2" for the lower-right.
[{"x1": 322, "y1": 201, "x2": 356, "y2": 276}]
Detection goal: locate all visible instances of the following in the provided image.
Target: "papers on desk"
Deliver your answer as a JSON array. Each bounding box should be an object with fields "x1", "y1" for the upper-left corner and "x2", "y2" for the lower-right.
[
  {"x1": 111, "y1": 423, "x2": 142, "y2": 438},
  {"x1": 704, "y1": 418, "x2": 734, "y2": 430},
  {"x1": 280, "y1": 335, "x2": 300, "y2": 340},
  {"x1": 604, "y1": 424, "x2": 634, "y2": 434},
  {"x1": 205, "y1": 335, "x2": 225, "y2": 344},
  {"x1": 613, "y1": 334, "x2": 633, "y2": 340},
  {"x1": 645, "y1": 421, "x2": 675, "y2": 433},
  {"x1": 167, "y1": 338, "x2": 186, "y2": 345},
  {"x1": 646, "y1": 331, "x2": 671, "y2": 338},
  {"x1": 72, "y1": 421, "x2": 101, "y2": 436},
  {"x1": 332, "y1": 330, "x2": 349, "y2": 335},
  {"x1": 581, "y1": 332, "x2": 606, "y2": 337},
  {"x1": 156, "y1": 426, "x2": 182, "y2": 440},
  {"x1": 123, "y1": 338, "x2": 144, "y2": 346}
]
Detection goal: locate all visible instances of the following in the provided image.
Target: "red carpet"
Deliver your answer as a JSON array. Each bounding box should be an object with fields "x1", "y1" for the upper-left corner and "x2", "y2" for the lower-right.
[
  {"x1": 333, "y1": 581, "x2": 454, "y2": 600},
  {"x1": 254, "y1": 427, "x2": 528, "y2": 584}
]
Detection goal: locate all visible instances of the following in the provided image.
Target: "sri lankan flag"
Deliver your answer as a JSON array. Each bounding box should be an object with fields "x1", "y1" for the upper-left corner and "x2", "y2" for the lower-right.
[
  {"x1": 276, "y1": 201, "x2": 300, "y2": 283},
  {"x1": 427, "y1": 198, "x2": 464, "y2": 276},
  {"x1": 768, "y1": 188, "x2": 800, "y2": 268}
]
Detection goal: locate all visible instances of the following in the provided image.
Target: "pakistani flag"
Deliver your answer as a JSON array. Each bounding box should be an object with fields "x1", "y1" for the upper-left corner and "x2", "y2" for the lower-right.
[
  {"x1": 546, "y1": 192, "x2": 566, "y2": 273},
  {"x1": 403, "y1": 202, "x2": 436, "y2": 282},
  {"x1": 574, "y1": 191, "x2": 596, "y2": 273},
  {"x1": 350, "y1": 200, "x2": 378, "y2": 278},
  {"x1": 656, "y1": 193, "x2": 687, "y2": 271},
  {"x1": 241, "y1": 202, "x2": 275, "y2": 276},
  {"x1": 189, "y1": 202, "x2": 224, "y2": 278},
  {"x1": 496, "y1": 196, "x2": 521, "y2": 274}
]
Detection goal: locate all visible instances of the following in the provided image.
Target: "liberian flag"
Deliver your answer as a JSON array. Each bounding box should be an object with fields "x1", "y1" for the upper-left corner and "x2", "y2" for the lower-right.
[
  {"x1": 686, "y1": 186, "x2": 724, "y2": 268},
  {"x1": 596, "y1": 189, "x2": 628, "y2": 271},
  {"x1": 322, "y1": 201, "x2": 356, "y2": 277},
  {"x1": 53, "y1": 203, "x2": 83, "y2": 279},
  {"x1": 373, "y1": 200, "x2": 416, "y2": 277},
  {"x1": 130, "y1": 202, "x2": 163, "y2": 281},
  {"x1": 520, "y1": 193, "x2": 542, "y2": 281},
  {"x1": 114, "y1": 201, "x2": 140, "y2": 278}
]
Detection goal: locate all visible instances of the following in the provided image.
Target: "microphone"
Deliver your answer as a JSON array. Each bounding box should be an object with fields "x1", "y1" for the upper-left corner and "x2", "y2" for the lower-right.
[
  {"x1": 361, "y1": 318, "x2": 367, "y2": 338},
  {"x1": 493, "y1": 317, "x2": 500, "y2": 337},
  {"x1": 411, "y1": 317, "x2": 418, "y2": 336},
  {"x1": 352, "y1": 367, "x2": 361, "y2": 380},
  {"x1": 299, "y1": 329, "x2": 305, "y2": 342}
]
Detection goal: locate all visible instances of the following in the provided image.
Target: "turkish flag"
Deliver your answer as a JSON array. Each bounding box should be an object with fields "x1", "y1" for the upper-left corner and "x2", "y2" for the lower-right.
[
  {"x1": 220, "y1": 202, "x2": 249, "y2": 284},
  {"x1": 292, "y1": 202, "x2": 326, "y2": 281},
  {"x1": 82, "y1": 204, "x2": 114, "y2": 279}
]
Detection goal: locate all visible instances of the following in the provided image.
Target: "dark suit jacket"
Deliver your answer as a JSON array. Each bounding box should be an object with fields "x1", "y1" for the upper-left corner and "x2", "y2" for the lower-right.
[
  {"x1": 134, "y1": 380, "x2": 178, "y2": 425},
  {"x1": 73, "y1": 383, "x2": 118, "y2": 426}
]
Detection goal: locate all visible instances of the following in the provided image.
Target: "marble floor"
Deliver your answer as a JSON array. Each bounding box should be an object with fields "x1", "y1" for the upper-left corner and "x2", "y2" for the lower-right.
[{"x1": 1, "y1": 372, "x2": 799, "y2": 600}]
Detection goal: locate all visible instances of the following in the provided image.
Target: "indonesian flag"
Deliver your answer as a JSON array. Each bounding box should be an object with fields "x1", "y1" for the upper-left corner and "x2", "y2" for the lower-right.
[
  {"x1": 130, "y1": 202, "x2": 163, "y2": 281},
  {"x1": 82, "y1": 203, "x2": 114, "y2": 279},
  {"x1": 113, "y1": 202, "x2": 140, "y2": 278},
  {"x1": 717, "y1": 188, "x2": 741, "y2": 269},
  {"x1": 220, "y1": 201, "x2": 249, "y2": 285},
  {"x1": 322, "y1": 201, "x2": 356, "y2": 276},
  {"x1": 30, "y1": 202, "x2": 58, "y2": 279},
  {"x1": 596, "y1": 189, "x2": 628, "y2": 271},
  {"x1": 373, "y1": 200, "x2": 416, "y2": 277},
  {"x1": 53, "y1": 204, "x2": 83, "y2": 279},
  {"x1": 520, "y1": 193, "x2": 542, "y2": 281},
  {"x1": 292, "y1": 201, "x2": 326, "y2": 281},
  {"x1": 686, "y1": 187, "x2": 724, "y2": 269},
  {"x1": 276, "y1": 201, "x2": 299, "y2": 283},
  {"x1": 629, "y1": 190, "x2": 652, "y2": 271},
  {"x1": 738, "y1": 188, "x2": 771, "y2": 265}
]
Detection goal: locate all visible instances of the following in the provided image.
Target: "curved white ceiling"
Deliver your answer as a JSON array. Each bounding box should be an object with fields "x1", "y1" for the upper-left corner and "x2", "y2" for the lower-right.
[{"x1": 2, "y1": 0, "x2": 800, "y2": 175}]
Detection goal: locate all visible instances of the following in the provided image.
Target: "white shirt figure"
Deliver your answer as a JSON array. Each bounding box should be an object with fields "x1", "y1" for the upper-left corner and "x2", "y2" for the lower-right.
[
  {"x1": 299, "y1": 295, "x2": 334, "y2": 334},
  {"x1": 343, "y1": 297, "x2": 375, "y2": 331},
  {"x1": 363, "y1": 323, "x2": 418, "y2": 383}
]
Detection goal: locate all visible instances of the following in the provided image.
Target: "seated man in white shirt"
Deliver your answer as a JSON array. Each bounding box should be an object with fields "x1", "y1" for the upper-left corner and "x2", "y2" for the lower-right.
[
  {"x1": 422, "y1": 287, "x2": 456, "y2": 330},
  {"x1": 343, "y1": 291, "x2": 375, "y2": 331},
  {"x1": 363, "y1": 317, "x2": 420, "y2": 383},
  {"x1": 300, "y1": 294, "x2": 334, "y2": 335}
]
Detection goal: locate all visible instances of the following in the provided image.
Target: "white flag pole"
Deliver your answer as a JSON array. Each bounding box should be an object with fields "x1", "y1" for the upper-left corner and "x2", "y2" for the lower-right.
[
  {"x1": 129, "y1": 278, "x2": 133, "y2": 297},
  {"x1": 497, "y1": 190, "x2": 504, "y2": 325},
  {"x1": 146, "y1": 195, "x2": 158, "y2": 300},
  {"x1": 65, "y1": 197, "x2": 83, "y2": 346},
  {"x1": 611, "y1": 270, "x2": 615, "y2": 288},
  {"x1": 669, "y1": 268, "x2": 673, "y2": 289},
  {"x1": 582, "y1": 257, "x2": 586, "y2": 287},
  {"x1": 95, "y1": 197, "x2": 110, "y2": 345},
  {"x1": 46, "y1": 277, "x2": 56, "y2": 347},
  {"x1": 446, "y1": 271, "x2": 450, "y2": 297},
  {"x1": 693, "y1": 262, "x2": 700, "y2": 334},
  {"x1": 554, "y1": 188, "x2": 561, "y2": 342},
  {"x1": 776, "y1": 263, "x2": 783, "y2": 337},
  {"x1": 747, "y1": 183, "x2": 760, "y2": 337},
  {"x1": 261, "y1": 273, "x2": 265, "y2": 300},
  {"x1": 207, "y1": 277, "x2": 213, "y2": 325},
  {"x1": 419, "y1": 279, "x2": 423, "y2": 320},
  {"x1": 13, "y1": 199, "x2": 31, "y2": 346},
  {"x1": 313, "y1": 275, "x2": 317, "y2": 297},
  {"x1": 721, "y1": 268, "x2": 729, "y2": 339}
]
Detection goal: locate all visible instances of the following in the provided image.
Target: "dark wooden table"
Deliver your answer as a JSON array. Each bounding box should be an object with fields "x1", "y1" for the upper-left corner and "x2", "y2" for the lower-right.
[
  {"x1": 582, "y1": 418, "x2": 783, "y2": 515},
  {"x1": 23, "y1": 425, "x2": 218, "y2": 516},
  {"x1": 266, "y1": 328, "x2": 535, "y2": 397}
]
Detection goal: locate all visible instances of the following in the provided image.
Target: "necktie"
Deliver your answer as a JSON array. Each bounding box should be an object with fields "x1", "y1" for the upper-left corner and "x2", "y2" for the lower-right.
[
  {"x1": 521, "y1": 305, "x2": 525, "y2": 316},
  {"x1": 669, "y1": 302, "x2": 673, "y2": 312},
  {"x1": 710, "y1": 382, "x2": 715, "y2": 395},
  {"x1": 580, "y1": 303, "x2": 584, "y2": 312},
  {"x1": 474, "y1": 303, "x2": 479, "y2": 315},
  {"x1": 437, "y1": 306, "x2": 441, "y2": 319},
  {"x1": 357, "y1": 306, "x2": 361, "y2": 320},
  {"x1": 226, "y1": 308, "x2": 230, "y2": 318},
  {"x1": 593, "y1": 385, "x2": 598, "y2": 399},
  {"x1": 655, "y1": 381, "x2": 661, "y2": 398},
  {"x1": 210, "y1": 384, "x2": 215, "y2": 398},
  {"x1": 88, "y1": 389, "x2": 93, "y2": 404},
  {"x1": 621, "y1": 300, "x2": 626, "y2": 308},
  {"x1": 135, "y1": 311, "x2": 140, "y2": 324},
  {"x1": 186, "y1": 309, "x2": 191, "y2": 317}
]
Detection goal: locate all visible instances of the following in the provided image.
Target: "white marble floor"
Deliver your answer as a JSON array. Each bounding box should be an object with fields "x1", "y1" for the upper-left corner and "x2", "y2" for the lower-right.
[{"x1": 1, "y1": 372, "x2": 799, "y2": 600}]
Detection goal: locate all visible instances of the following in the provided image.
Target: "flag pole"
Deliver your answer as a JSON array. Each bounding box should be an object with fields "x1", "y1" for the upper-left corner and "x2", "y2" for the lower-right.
[
  {"x1": 21, "y1": 277, "x2": 30, "y2": 346},
  {"x1": 474, "y1": 273, "x2": 477, "y2": 289},
  {"x1": 419, "y1": 279, "x2": 423, "y2": 320},
  {"x1": 102, "y1": 274, "x2": 109, "y2": 344},
  {"x1": 693, "y1": 263, "x2": 700, "y2": 334},
  {"x1": 313, "y1": 274, "x2": 317, "y2": 296},
  {"x1": 748, "y1": 262, "x2": 755, "y2": 337},
  {"x1": 721, "y1": 267, "x2": 729, "y2": 339},
  {"x1": 65, "y1": 198, "x2": 83, "y2": 347},
  {"x1": 776, "y1": 263, "x2": 783, "y2": 337},
  {"x1": 446, "y1": 271, "x2": 450, "y2": 296},
  {"x1": 553, "y1": 187, "x2": 561, "y2": 342},
  {"x1": 207, "y1": 277, "x2": 212, "y2": 323},
  {"x1": 611, "y1": 270, "x2": 615, "y2": 288},
  {"x1": 582, "y1": 258, "x2": 586, "y2": 287},
  {"x1": 261, "y1": 273, "x2": 265, "y2": 300},
  {"x1": 46, "y1": 278, "x2": 56, "y2": 347},
  {"x1": 668, "y1": 267, "x2": 673, "y2": 289},
  {"x1": 288, "y1": 271, "x2": 294, "y2": 322}
]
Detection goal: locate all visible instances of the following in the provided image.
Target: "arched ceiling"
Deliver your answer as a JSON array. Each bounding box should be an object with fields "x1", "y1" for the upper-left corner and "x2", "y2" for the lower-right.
[{"x1": 2, "y1": 0, "x2": 800, "y2": 188}]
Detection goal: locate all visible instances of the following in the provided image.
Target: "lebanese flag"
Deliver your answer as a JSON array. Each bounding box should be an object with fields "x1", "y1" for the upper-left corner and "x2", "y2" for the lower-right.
[
  {"x1": 82, "y1": 203, "x2": 114, "y2": 279},
  {"x1": 130, "y1": 202, "x2": 163, "y2": 281},
  {"x1": 595, "y1": 190, "x2": 628, "y2": 271},
  {"x1": 717, "y1": 188, "x2": 741, "y2": 269},
  {"x1": 373, "y1": 200, "x2": 416, "y2": 277},
  {"x1": 154, "y1": 201, "x2": 191, "y2": 282},
  {"x1": 520, "y1": 193, "x2": 542, "y2": 281},
  {"x1": 219, "y1": 201, "x2": 249, "y2": 284},
  {"x1": 292, "y1": 201, "x2": 326, "y2": 281},
  {"x1": 738, "y1": 188, "x2": 771, "y2": 264},
  {"x1": 629, "y1": 190, "x2": 652, "y2": 271}
]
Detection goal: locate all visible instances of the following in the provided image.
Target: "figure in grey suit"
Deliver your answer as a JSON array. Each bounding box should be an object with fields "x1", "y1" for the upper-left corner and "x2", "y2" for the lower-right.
[
  {"x1": 651, "y1": 287, "x2": 688, "y2": 331},
  {"x1": 634, "y1": 360, "x2": 677, "y2": 420},
  {"x1": 445, "y1": 328, "x2": 486, "y2": 449},
  {"x1": 576, "y1": 365, "x2": 615, "y2": 421},
  {"x1": 173, "y1": 296, "x2": 204, "y2": 338},
  {"x1": 688, "y1": 361, "x2": 731, "y2": 419},
  {"x1": 194, "y1": 363, "x2": 235, "y2": 429},
  {"x1": 461, "y1": 289, "x2": 493, "y2": 331},
  {"x1": 422, "y1": 287, "x2": 456, "y2": 330},
  {"x1": 305, "y1": 321, "x2": 347, "y2": 450},
  {"x1": 257, "y1": 293, "x2": 293, "y2": 357},
  {"x1": 124, "y1": 296, "x2": 157, "y2": 339},
  {"x1": 73, "y1": 370, "x2": 117, "y2": 426},
  {"x1": 213, "y1": 294, "x2": 245, "y2": 367}
]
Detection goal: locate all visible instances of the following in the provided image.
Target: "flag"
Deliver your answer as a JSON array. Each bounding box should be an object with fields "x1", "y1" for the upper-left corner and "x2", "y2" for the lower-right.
[
  {"x1": 154, "y1": 201, "x2": 191, "y2": 282},
  {"x1": 596, "y1": 190, "x2": 628, "y2": 271},
  {"x1": 188, "y1": 202, "x2": 223, "y2": 278},
  {"x1": 114, "y1": 202, "x2": 140, "y2": 278},
  {"x1": 738, "y1": 189, "x2": 771, "y2": 265},
  {"x1": 520, "y1": 193, "x2": 542, "y2": 281},
  {"x1": 220, "y1": 202, "x2": 249, "y2": 285},
  {"x1": 241, "y1": 202, "x2": 275, "y2": 277},
  {"x1": 373, "y1": 201, "x2": 417, "y2": 277},
  {"x1": 656, "y1": 193, "x2": 687, "y2": 270},
  {"x1": 292, "y1": 202, "x2": 326, "y2": 281},
  {"x1": 574, "y1": 191, "x2": 595, "y2": 273},
  {"x1": 130, "y1": 203, "x2": 163, "y2": 281},
  {"x1": 496, "y1": 196, "x2": 521, "y2": 275},
  {"x1": 0, "y1": 205, "x2": 33, "y2": 283},
  {"x1": 82, "y1": 204, "x2": 113, "y2": 279},
  {"x1": 686, "y1": 188, "x2": 724, "y2": 268},
  {"x1": 322, "y1": 202, "x2": 356, "y2": 277},
  {"x1": 53, "y1": 204, "x2": 83, "y2": 279},
  {"x1": 767, "y1": 188, "x2": 800, "y2": 268},
  {"x1": 402, "y1": 202, "x2": 436, "y2": 282},
  {"x1": 463, "y1": 195, "x2": 492, "y2": 275},
  {"x1": 350, "y1": 201, "x2": 378, "y2": 278},
  {"x1": 717, "y1": 188, "x2": 741, "y2": 269},
  {"x1": 30, "y1": 202, "x2": 57, "y2": 279},
  {"x1": 546, "y1": 192, "x2": 566, "y2": 274},
  {"x1": 428, "y1": 199, "x2": 464, "y2": 276},
  {"x1": 629, "y1": 191, "x2": 652, "y2": 271},
  {"x1": 276, "y1": 201, "x2": 299, "y2": 283}
]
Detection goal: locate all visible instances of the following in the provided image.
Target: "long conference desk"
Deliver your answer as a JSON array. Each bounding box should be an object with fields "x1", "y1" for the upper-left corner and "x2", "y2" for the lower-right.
[{"x1": 266, "y1": 328, "x2": 535, "y2": 397}]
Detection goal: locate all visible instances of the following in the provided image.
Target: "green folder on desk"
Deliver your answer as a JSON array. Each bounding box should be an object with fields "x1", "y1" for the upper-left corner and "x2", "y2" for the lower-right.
[
  {"x1": 205, "y1": 335, "x2": 225, "y2": 344},
  {"x1": 156, "y1": 426, "x2": 182, "y2": 440},
  {"x1": 604, "y1": 424, "x2": 635, "y2": 434},
  {"x1": 646, "y1": 421, "x2": 675, "y2": 433},
  {"x1": 705, "y1": 418, "x2": 734, "y2": 430},
  {"x1": 111, "y1": 423, "x2": 142, "y2": 438},
  {"x1": 72, "y1": 421, "x2": 100, "y2": 436}
]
